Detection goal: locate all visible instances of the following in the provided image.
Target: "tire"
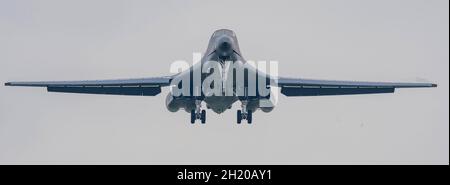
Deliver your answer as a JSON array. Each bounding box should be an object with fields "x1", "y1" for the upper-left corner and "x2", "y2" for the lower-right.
[
  {"x1": 247, "y1": 111, "x2": 252, "y2": 124},
  {"x1": 190, "y1": 110, "x2": 196, "y2": 124},
  {"x1": 201, "y1": 110, "x2": 206, "y2": 124},
  {"x1": 237, "y1": 110, "x2": 242, "y2": 124}
]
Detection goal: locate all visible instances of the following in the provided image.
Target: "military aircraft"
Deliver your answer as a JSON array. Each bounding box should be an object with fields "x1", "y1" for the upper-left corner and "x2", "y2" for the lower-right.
[{"x1": 5, "y1": 29, "x2": 437, "y2": 124}]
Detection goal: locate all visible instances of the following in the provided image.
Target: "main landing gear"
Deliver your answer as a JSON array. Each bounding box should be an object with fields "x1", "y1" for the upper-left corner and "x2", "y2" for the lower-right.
[
  {"x1": 191, "y1": 100, "x2": 206, "y2": 124},
  {"x1": 237, "y1": 100, "x2": 252, "y2": 124}
]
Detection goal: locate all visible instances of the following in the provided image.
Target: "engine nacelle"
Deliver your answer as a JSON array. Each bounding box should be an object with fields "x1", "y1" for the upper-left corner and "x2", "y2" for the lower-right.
[
  {"x1": 258, "y1": 98, "x2": 275, "y2": 113},
  {"x1": 165, "y1": 93, "x2": 196, "y2": 113},
  {"x1": 165, "y1": 93, "x2": 180, "y2": 112},
  {"x1": 260, "y1": 106, "x2": 274, "y2": 113},
  {"x1": 246, "y1": 99, "x2": 275, "y2": 113}
]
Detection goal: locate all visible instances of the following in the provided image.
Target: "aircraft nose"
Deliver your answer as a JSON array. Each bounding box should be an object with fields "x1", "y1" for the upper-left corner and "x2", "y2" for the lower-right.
[
  {"x1": 219, "y1": 41, "x2": 231, "y2": 51},
  {"x1": 216, "y1": 37, "x2": 233, "y2": 59}
]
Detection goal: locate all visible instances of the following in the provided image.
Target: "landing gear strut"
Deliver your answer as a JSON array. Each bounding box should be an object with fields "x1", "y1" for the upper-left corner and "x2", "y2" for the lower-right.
[
  {"x1": 191, "y1": 100, "x2": 206, "y2": 124},
  {"x1": 237, "y1": 100, "x2": 252, "y2": 124}
]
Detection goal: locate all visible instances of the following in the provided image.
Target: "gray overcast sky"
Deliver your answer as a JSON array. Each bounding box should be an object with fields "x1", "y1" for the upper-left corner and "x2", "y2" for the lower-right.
[{"x1": 0, "y1": 0, "x2": 448, "y2": 164}]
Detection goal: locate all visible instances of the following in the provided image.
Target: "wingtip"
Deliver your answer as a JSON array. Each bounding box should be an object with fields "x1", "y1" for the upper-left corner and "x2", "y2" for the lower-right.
[
  {"x1": 4, "y1": 82, "x2": 11, "y2": 86},
  {"x1": 432, "y1": 83, "x2": 438, "y2": 87}
]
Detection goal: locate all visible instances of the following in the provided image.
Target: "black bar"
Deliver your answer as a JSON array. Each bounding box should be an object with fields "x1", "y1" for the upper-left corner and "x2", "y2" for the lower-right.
[{"x1": 0, "y1": 165, "x2": 448, "y2": 184}]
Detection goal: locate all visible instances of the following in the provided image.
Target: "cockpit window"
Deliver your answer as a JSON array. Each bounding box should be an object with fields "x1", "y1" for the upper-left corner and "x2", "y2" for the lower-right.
[{"x1": 212, "y1": 29, "x2": 235, "y2": 38}]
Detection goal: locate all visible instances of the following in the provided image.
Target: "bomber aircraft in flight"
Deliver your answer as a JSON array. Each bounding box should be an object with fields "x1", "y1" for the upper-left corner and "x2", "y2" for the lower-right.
[{"x1": 5, "y1": 29, "x2": 437, "y2": 124}]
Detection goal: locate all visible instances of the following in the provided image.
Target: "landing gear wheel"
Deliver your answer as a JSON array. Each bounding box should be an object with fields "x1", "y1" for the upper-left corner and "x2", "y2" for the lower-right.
[
  {"x1": 237, "y1": 110, "x2": 242, "y2": 124},
  {"x1": 189, "y1": 100, "x2": 206, "y2": 124},
  {"x1": 201, "y1": 110, "x2": 206, "y2": 124},
  {"x1": 190, "y1": 110, "x2": 196, "y2": 124},
  {"x1": 237, "y1": 100, "x2": 253, "y2": 124}
]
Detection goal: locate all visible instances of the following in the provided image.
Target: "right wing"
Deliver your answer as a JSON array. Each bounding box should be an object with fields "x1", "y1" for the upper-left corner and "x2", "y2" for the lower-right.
[
  {"x1": 275, "y1": 77, "x2": 437, "y2": 96},
  {"x1": 5, "y1": 76, "x2": 173, "y2": 96}
]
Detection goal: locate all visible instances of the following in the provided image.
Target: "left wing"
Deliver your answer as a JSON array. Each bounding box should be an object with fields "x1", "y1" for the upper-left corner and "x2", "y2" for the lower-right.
[
  {"x1": 275, "y1": 77, "x2": 437, "y2": 96},
  {"x1": 5, "y1": 76, "x2": 172, "y2": 96}
]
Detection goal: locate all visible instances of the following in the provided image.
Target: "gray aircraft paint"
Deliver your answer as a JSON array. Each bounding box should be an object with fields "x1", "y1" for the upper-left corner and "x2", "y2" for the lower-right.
[{"x1": 5, "y1": 29, "x2": 437, "y2": 123}]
